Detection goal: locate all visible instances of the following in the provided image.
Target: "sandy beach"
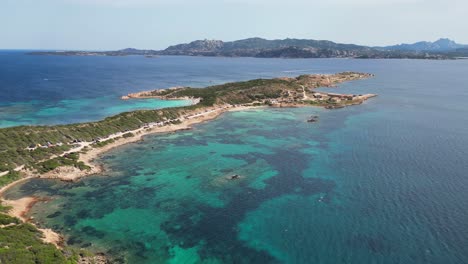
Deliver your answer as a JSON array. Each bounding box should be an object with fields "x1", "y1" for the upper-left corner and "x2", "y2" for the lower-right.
[{"x1": 1, "y1": 196, "x2": 63, "y2": 247}]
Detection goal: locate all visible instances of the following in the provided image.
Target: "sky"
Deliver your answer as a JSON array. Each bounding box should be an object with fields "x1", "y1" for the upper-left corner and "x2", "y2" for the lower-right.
[{"x1": 1, "y1": 0, "x2": 467, "y2": 50}]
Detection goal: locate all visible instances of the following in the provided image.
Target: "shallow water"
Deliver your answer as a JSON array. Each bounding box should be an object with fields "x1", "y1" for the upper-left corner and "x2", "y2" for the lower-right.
[
  {"x1": 3, "y1": 56, "x2": 468, "y2": 263},
  {"x1": 0, "y1": 97, "x2": 191, "y2": 127}
]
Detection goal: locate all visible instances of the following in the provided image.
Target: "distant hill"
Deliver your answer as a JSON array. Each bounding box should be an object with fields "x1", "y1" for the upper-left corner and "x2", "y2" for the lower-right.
[
  {"x1": 29, "y1": 48, "x2": 159, "y2": 56},
  {"x1": 161, "y1": 38, "x2": 373, "y2": 57},
  {"x1": 29, "y1": 37, "x2": 468, "y2": 59},
  {"x1": 379, "y1": 38, "x2": 467, "y2": 52},
  {"x1": 158, "y1": 38, "x2": 449, "y2": 59},
  {"x1": 446, "y1": 48, "x2": 468, "y2": 58}
]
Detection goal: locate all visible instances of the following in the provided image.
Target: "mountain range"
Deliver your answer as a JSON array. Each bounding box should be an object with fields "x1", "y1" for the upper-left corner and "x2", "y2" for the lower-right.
[
  {"x1": 378, "y1": 38, "x2": 467, "y2": 52},
  {"x1": 29, "y1": 38, "x2": 468, "y2": 59}
]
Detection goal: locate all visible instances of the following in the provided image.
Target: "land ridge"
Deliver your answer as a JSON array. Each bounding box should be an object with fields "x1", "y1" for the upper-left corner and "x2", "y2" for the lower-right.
[{"x1": 27, "y1": 37, "x2": 468, "y2": 59}]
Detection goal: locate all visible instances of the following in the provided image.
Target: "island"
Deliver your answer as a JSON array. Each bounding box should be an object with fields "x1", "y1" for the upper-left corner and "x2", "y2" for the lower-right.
[
  {"x1": 0, "y1": 72, "x2": 376, "y2": 263},
  {"x1": 28, "y1": 37, "x2": 468, "y2": 59}
]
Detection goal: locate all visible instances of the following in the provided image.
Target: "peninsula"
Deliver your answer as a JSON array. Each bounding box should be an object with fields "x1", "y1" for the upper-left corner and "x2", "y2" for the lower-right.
[
  {"x1": 0, "y1": 72, "x2": 375, "y2": 262},
  {"x1": 0, "y1": 72, "x2": 375, "y2": 183}
]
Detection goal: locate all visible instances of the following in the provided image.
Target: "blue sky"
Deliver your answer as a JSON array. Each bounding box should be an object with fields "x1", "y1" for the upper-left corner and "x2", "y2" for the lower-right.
[{"x1": 1, "y1": 0, "x2": 467, "y2": 50}]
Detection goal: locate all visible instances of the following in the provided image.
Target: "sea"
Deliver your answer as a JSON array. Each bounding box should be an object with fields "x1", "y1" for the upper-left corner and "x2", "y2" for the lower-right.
[{"x1": 2, "y1": 51, "x2": 468, "y2": 264}]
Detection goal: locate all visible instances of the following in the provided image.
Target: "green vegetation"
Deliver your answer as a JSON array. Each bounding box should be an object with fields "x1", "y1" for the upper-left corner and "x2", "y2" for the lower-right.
[
  {"x1": 92, "y1": 138, "x2": 116, "y2": 148},
  {"x1": 0, "y1": 213, "x2": 20, "y2": 225},
  {"x1": 165, "y1": 78, "x2": 300, "y2": 106},
  {"x1": 0, "y1": 203, "x2": 12, "y2": 213},
  {"x1": 34, "y1": 153, "x2": 90, "y2": 174},
  {"x1": 0, "y1": 171, "x2": 22, "y2": 188},
  {"x1": 122, "y1": 132, "x2": 135, "y2": 138},
  {"x1": 0, "y1": 224, "x2": 75, "y2": 264},
  {"x1": 0, "y1": 202, "x2": 80, "y2": 264},
  {"x1": 0, "y1": 108, "x2": 186, "y2": 170}
]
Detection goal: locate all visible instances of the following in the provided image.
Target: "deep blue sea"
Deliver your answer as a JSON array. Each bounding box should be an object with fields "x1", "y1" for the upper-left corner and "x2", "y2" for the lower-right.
[{"x1": 2, "y1": 51, "x2": 468, "y2": 263}]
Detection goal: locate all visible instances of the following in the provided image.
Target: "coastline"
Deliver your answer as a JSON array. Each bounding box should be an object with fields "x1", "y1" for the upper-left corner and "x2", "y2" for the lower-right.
[
  {"x1": 0, "y1": 104, "x2": 260, "y2": 244},
  {"x1": 0, "y1": 72, "x2": 376, "y2": 253},
  {"x1": 39, "y1": 104, "x2": 258, "y2": 182}
]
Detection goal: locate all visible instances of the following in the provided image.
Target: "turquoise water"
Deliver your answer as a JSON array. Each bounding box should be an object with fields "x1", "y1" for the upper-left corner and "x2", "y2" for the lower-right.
[
  {"x1": 0, "y1": 97, "x2": 191, "y2": 127},
  {"x1": 3, "y1": 56, "x2": 468, "y2": 263}
]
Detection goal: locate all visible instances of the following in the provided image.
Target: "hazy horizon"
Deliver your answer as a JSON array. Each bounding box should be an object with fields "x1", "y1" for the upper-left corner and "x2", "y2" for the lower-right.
[
  {"x1": 2, "y1": 0, "x2": 467, "y2": 50},
  {"x1": 0, "y1": 36, "x2": 465, "y2": 52}
]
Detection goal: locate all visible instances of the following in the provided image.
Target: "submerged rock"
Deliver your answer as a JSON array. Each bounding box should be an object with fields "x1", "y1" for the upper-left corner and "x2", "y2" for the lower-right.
[
  {"x1": 307, "y1": 115, "x2": 319, "y2": 122},
  {"x1": 228, "y1": 174, "x2": 241, "y2": 180},
  {"x1": 325, "y1": 105, "x2": 345, "y2": 109}
]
